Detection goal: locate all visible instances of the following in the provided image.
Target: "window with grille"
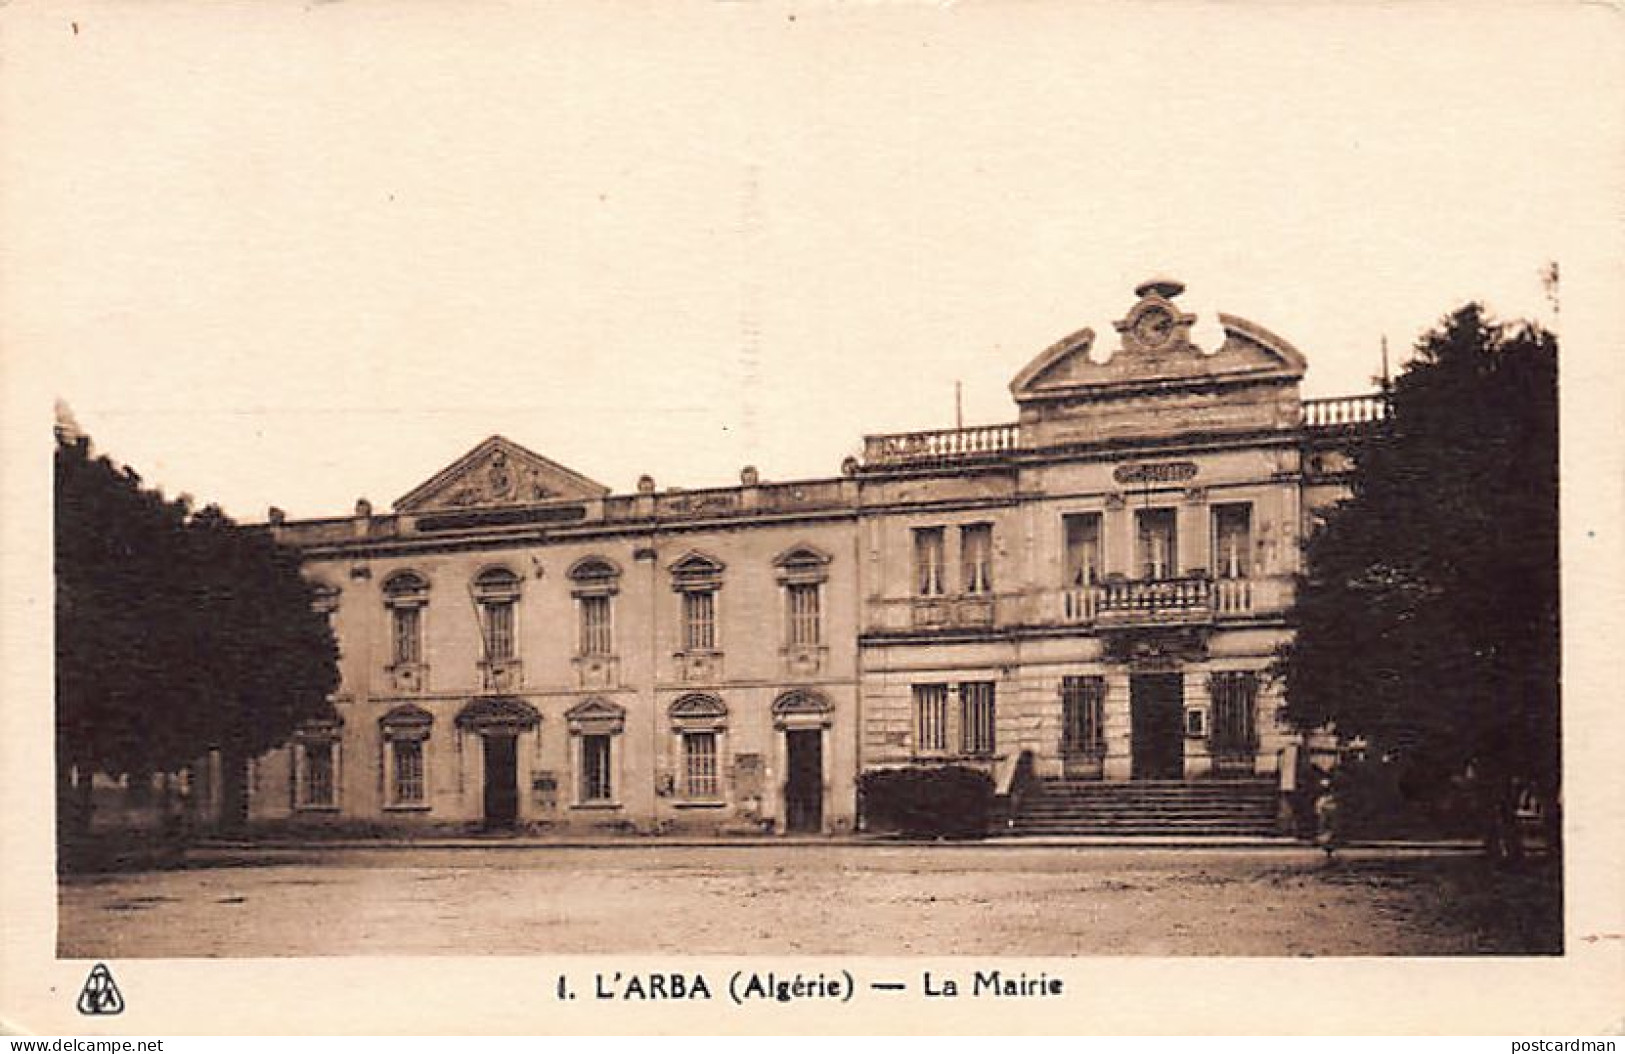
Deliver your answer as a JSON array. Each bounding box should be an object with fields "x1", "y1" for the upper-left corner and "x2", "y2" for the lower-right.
[
  {"x1": 482, "y1": 600, "x2": 515, "y2": 661},
  {"x1": 914, "y1": 527, "x2": 946, "y2": 596},
  {"x1": 1061, "y1": 675, "x2": 1106, "y2": 756},
  {"x1": 961, "y1": 524, "x2": 994, "y2": 594},
  {"x1": 1063, "y1": 513, "x2": 1102, "y2": 587},
  {"x1": 786, "y1": 582, "x2": 822, "y2": 646},
  {"x1": 1136, "y1": 507, "x2": 1178, "y2": 580},
  {"x1": 383, "y1": 571, "x2": 429, "y2": 668},
  {"x1": 581, "y1": 734, "x2": 612, "y2": 802},
  {"x1": 579, "y1": 594, "x2": 613, "y2": 656},
  {"x1": 682, "y1": 590, "x2": 716, "y2": 651},
  {"x1": 299, "y1": 741, "x2": 336, "y2": 808},
  {"x1": 391, "y1": 606, "x2": 421, "y2": 665},
  {"x1": 913, "y1": 684, "x2": 950, "y2": 754},
  {"x1": 391, "y1": 739, "x2": 425, "y2": 805},
  {"x1": 1210, "y1": 672, "x2": 1259, "y2": 754},
  {"x1": 1213, "y1": 504, "x2": 1253, "y2": 580},
  {"x1": 683, "y1": 731, "x2": 719, "y2": 798},
  {"x1": 959, "y1": 681, "x2": 997, "y2": 755},
  {"x1": 472, "y1": 567, "x2": 522, "y2": 662}
]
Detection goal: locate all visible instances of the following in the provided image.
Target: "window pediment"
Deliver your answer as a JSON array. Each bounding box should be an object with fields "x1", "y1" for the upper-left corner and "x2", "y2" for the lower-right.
[
  {"x1": 569, "y1": 556, "x2": 622, "y2": 597},
  {"x1": 383, "y1": 570, "x2": 430, "y2": 607},
  {"x1": 773, "y1": 544, "x2": 832, "y2": 585},
  {"x1": 472, "y1": 565, "x2": 522, "y2": 600},
  {"x1": 669, "y1": 551, "x2": 725, "y2": 592},
  {"x1": 567, "y1": 697, "x2": 627, "y2": 734},
  {"x1": 669, "y1": 693, "x2": 727, "y2": 729},
  {"x1": 380, "y1": 703, "x2": 434, "y2": 740}
]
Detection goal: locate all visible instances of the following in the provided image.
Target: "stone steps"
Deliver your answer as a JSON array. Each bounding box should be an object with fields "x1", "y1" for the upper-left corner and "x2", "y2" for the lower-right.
[{"x1": 1011, "y1": 778, "x2": 1282, "y2": 837}]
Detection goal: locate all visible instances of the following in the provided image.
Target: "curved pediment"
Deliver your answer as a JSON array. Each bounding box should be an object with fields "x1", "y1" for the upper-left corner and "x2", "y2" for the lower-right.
[
  {"x1": 395, "y1": 436, "x2": 609, "y2": 513},
  {"x1": 455, "y1": 695, "x2": 542, "y2": 731},
  {"x1": 669, "y1": 693, "x2": 727, "y2": 720},
  {"x1": 1010, "y1": 283, "x2": 1306, "y2": 407}
]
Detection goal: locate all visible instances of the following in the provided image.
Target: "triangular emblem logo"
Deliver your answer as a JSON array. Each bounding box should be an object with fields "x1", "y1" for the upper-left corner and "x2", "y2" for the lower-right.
[{"x1": 76, "y1": 963, "x2": 124, "y2": 1015}]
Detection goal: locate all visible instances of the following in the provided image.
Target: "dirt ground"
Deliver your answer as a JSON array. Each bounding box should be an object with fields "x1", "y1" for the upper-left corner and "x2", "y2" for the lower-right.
[{"x1": 58, "y1": 844, "x2": 1561, "y2": 958}]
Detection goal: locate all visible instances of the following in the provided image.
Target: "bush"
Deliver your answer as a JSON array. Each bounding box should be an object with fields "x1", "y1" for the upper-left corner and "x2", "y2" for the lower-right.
[{"x1": 858, "y1": 765, "x2": 994, "y2": 839}]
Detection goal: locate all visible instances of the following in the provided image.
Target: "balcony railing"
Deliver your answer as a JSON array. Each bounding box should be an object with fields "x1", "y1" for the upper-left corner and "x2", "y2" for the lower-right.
[
  {"x1": 1303, "y1": 393, "x2": 1389, "y2": 430},
  {"x1": 862, "y1": 422, "x2": 1021, "y2": 468}
]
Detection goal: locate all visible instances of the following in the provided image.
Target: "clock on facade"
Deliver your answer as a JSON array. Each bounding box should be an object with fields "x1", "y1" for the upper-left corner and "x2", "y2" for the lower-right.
[{"x1": 1133, "y1": 306, "x2": 1176, "y2": 348}]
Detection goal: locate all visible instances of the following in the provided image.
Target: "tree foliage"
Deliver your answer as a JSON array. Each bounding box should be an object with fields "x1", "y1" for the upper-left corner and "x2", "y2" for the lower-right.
[
  {"x1": 1279, "y1": 304, "x2": 1558, "y2": 852},
  {"x1": 55, "y1": 429, "x2": 339, "y2": 819}
]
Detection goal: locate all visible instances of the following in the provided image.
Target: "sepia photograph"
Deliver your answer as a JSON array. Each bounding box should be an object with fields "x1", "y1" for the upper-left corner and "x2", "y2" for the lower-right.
[{"x1": 3, "y1": 0, "x2": 1622, "y2": 1037}]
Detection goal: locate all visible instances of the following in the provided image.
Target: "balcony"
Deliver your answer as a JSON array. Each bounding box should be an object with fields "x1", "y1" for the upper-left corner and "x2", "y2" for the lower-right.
[
  {"x1": 1059, "y1": 576, "x2": 1257, "y2": 629},
  {"x1": 862, "y1": 422, "x2": 1021, "y2": 468}
]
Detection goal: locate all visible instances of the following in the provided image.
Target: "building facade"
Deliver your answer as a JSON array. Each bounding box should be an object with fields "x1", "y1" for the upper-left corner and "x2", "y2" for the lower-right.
[{"x1": 248, "y1": 279, "x2": 1380, "y2": 834}]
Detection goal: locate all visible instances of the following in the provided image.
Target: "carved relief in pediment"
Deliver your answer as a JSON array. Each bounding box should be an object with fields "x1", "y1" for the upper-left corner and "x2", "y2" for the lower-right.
[{"x1": 395, "y1": 436, "x2": 609, "y2": 513}]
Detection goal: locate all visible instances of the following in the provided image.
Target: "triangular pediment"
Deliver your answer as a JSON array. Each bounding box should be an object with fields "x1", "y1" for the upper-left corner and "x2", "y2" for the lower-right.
[
  {"x1": 395, "y1": 436, "x2": 609, "y2": 513},
  {"x1": 1011, "y1": 313, "x2": 1306, "y2": 405}
]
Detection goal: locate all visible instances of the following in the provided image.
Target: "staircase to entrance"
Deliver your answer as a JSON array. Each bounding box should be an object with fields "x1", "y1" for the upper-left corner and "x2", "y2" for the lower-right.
[{"x1": 1009, "y1": 778, "x2": 1283, "y2": 838}]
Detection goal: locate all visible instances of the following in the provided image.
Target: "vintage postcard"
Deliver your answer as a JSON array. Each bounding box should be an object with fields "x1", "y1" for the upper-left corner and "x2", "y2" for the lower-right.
[{"x1": 1, "y1": 0, "x2": 1622, "y2": 1037}]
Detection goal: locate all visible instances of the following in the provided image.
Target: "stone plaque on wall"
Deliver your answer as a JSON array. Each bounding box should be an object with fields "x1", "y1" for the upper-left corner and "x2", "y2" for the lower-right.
[{"x1": 733, "y1": 753, "x2": 764, "y2": 798}]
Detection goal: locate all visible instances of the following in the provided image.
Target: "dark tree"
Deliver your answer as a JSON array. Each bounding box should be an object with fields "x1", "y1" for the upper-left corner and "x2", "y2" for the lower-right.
[
  {"x1": 1280, "y1": 304, "x2": 1559, "y2": 858},
  {"x1": 55, "y1": 428, "x2": 339, "y2": 837}
]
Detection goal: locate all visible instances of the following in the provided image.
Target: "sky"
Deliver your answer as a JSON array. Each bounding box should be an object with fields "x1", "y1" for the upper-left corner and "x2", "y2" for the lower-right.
[{"x1": 3, "y1": 1, "x2": 1619, "y2": 521}]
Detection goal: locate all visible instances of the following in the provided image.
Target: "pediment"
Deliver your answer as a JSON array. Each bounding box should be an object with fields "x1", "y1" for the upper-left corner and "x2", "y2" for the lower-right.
[
  {"x1": 566, "y1": 697, "x2": 627, "y2": 722},
  {"x1": 395, "y1": 436, "x2": 609, "y2": 513},
  {"x1": 1010, "y1": 312, "x2": 1306, "y2": 405}
]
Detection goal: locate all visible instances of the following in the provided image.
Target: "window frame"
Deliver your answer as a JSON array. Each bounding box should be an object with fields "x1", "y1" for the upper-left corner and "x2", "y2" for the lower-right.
[
  {"x1": 913, "y1": 526, "x2": 947, "y2": 597},
  {"x1": 1135, "y1": 507, "x2": 1179, "y2": 581},
  {"x1": 960, "y1": 523, "x2": 994, "y2": 596},
  {"x1": 1211, "y1": 502, "x2": 1254, "y2": 581},
  {"x1": 379, "y1": 704, "x2": 433, "y2": 811}
]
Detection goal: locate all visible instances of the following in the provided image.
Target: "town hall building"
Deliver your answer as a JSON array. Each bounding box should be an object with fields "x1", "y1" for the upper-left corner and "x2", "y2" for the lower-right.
[{"x1": 242, "y1": 279, "x2": 1382, "y2": 836}]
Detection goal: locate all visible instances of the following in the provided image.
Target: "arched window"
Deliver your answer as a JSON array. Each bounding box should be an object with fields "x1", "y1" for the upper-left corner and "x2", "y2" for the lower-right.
[
  {"x1": 382, "y1": 571, "x2": 429, "y2": 674},
  {"x1": 472, "y1": 566, "x2": 522, "y2": 663},
  {"x1": 568, "y1": 557, "x2": 621, "y2": 658},
  {"x1": 379, "y1": 704, "x2": 433, "y2": 809},
  {"x1": 670, "y1": 552, "x2": 725, "y2": 653}
]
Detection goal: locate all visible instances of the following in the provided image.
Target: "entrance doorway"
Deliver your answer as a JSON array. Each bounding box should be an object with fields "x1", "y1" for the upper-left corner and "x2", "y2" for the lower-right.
[
  {"x1": 1130, "y1": 673, "x2": 1184, "y2": 780},
  {"x1": 482, "y1": 733, "x2": 519, "y2": 827},
  {"x1": 783, "y1": 729, "x2": 823, "y2": 833}
]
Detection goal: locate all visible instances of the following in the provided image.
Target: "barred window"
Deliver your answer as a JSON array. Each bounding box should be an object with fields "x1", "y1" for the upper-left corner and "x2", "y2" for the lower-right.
[
  {"x1": 913, "y1": 684, "x2": 950, "y2": 754},
  {"x1": 391, "y1": 739, "x2": 425, "y2": 805},
  {"x1": 914, "y1": 527, "x2": 946, "y2": 596},
  {"x1": 580, "y1": 733, "x2": 612, "y2": 802},
  {"x1": 683, "y1": 731, "x2": 719, "y2": 798},
  {"x1": 1213, "y1": 504, "x2": 1253, "y2": 580},
  {"x1": 961, "y1": 523, "x2": 994, "y2": 595},
  {"x1": 786, "y1": 582, "x2": 822, "y2": 647},
  {"x1": 960, "y1": 681, "x2": 997, "y2": 755},
  {"x1": 298, "y1": 740, "x2": 336, "y2": 808},
  {"x1": 391, "y1": 606, "x2": 421, "y2": 666},
  {"x1": 383, "y1": 571, "x2": 428, "y2": 667},
  {"x1": 682, "y1": 590, "x2": 716, "y2": 651},
  {"x1": 1061, "y1": 675, "x2": 1106, "y2": 756},
  {"x1": 579, "y1": 594, "x2": 613, "y2": 656},
  {"x1": 483, "y1": 600, "x2": 515, "y2": 661},
  {"x1": 473, "y1": 567, "x2": 522, "y2": 662},
  {"x1": 1210, "y1": 672, "x2": 1259, "y2": 754}
]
